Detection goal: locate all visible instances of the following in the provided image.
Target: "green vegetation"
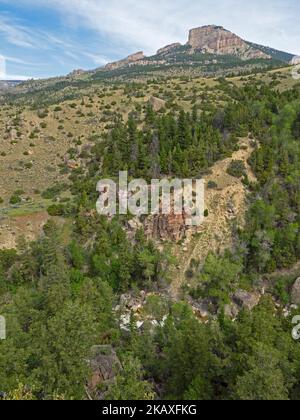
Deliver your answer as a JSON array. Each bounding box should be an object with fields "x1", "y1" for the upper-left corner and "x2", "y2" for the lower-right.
[
  {"x1": 1, "y1": 68, "x2": 300, "y2": 401},
  {"x1": 227, "y1": 160, "x2": 247, "y2": 178}
]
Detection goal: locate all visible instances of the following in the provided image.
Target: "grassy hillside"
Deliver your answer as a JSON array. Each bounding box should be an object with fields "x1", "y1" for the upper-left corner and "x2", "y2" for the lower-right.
[{"x1": 248, "y1": 42, "x2": 295, "y2": 63}]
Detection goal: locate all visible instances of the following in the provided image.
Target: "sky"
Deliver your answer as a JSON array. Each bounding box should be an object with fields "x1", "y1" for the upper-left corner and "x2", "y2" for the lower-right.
[{"x1": 0, "y1": 0, "x2": 299, "y2": 80}]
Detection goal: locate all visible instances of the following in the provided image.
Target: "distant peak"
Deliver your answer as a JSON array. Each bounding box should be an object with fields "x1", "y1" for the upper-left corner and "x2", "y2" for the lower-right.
[{"x1": 187, "y1": 25, "x2": 271, "y2": 60}]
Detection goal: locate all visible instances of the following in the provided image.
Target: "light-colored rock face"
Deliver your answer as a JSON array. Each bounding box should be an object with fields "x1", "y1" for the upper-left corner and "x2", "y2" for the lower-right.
[
  {"x1": 68, "y1": 69, "x2": 85, "y2": 77},
  {"x1": 105, "y1": 51, "x2": 145, "y2": 70},
  {"x1": 157, "y1": 43, "x2": 182, "y2": 56},
  {"x1": 126, "y1": 51, "x2": 145, "y2": 63},
  {"x1": 149, "y1": 96, "x2": 166, "y2": 112},
  {"x1": 187, "y1": 25, "x2": 270, "y2": 60},
  {"x1": 233, "y1": 290, "x2": 260, "y2": 310}
]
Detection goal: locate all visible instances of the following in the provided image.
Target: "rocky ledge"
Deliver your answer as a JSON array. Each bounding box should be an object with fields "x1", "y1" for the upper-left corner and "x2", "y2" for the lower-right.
[{"x1": 187, "y1": 25, "x2": 271, "y2": 60}]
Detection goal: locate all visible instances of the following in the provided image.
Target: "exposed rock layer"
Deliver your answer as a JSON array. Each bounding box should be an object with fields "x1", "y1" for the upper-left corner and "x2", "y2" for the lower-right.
[
  {"x1": 105, "y1": 51, "x2": 145, "y2": 70},
  {"x1": 187, "y1": 25, "x2": 271, "y2": 60},
  {"x1": 157, "y1": 43, "x2": 182, "y2": 55}
]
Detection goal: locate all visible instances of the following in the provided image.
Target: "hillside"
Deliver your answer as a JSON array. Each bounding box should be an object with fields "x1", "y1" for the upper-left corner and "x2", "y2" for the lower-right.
[
  {"x1": 1, "y1": 41, "x2": 300, "y2": 400},
  {"x1": 1, "y1": 25, "x2": 296, "y2": 107}
]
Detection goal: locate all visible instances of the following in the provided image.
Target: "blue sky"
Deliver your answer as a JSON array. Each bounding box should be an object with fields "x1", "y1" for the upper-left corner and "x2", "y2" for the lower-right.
[{"x1": 0, "y1": 0, "x2": 299, "y2": 79}]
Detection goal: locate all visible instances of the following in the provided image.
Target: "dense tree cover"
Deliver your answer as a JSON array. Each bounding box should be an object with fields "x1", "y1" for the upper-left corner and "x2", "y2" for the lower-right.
[
  {"x1": 1, "y1": 77, "x2": 300, "y2": 400},
  {"x1": 231, "y1": 90, "x2": 300, "y2": 273},
  {"x1": 126, "y1": 298, "x2": 300, "y2": 400},
  {"x1": 97, "y1": 107, "x2": 237, "y2": 180}
]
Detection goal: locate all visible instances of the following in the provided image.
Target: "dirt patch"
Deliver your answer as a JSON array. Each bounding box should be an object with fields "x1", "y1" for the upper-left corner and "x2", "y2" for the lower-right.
[
  {"x1": 169, "y1": 138, "x2": 257, "y2": 298},
  {"x1": 0, "y1": 211, "x2": 49, "y2": 249}
]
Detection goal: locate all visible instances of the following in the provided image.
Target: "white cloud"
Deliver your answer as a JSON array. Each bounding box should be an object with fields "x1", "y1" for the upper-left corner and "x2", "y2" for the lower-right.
[
  {"x1": 82, "y1": 52, "x2": 109, "y2": 66},
  {"x1": 0, "y1": 15, "x2": 36, "y2": 47},
  {"x1": 0, "y1": 0, "x2": 299, "y2": 78},
  {"x1": 1, "y1": 74, "x2": 32, "y2": 81},
  {"x1": 4, "y1": 55, "x2": 36, "y2": 65},
  {"x1": 13, "y1": 0, "x2": 300, "y2": 55},
  {"x1": 0, "y1": 53, "x2": 33, "y2": 80}
]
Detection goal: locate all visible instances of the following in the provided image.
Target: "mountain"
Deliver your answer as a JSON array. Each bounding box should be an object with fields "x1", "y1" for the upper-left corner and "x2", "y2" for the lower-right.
[
  {"x1": 247, "y1": 42, "x2": 295, "y2": 63},
  {"x1": 0, "y1": 80, "x2": 24, "y2": 93},
  {"x1": 1, "y1": 25, "x2": 297, "y2": 105},
  {"x1": 187, "y1": 25, "x2": 270, "y2": 59},
  {"x1": 105, "y1": 52, "x2": 146, "y2": 71},
  {"x1": 99, "y1": 25, "x2": 295, "y2": 78}
]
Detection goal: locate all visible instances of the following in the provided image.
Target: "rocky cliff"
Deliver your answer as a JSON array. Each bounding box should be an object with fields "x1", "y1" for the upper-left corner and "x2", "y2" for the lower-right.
[
  {"x1": 157, "y1": 43, "x2": 182, "y2": 56},
  {"x1": 105, "y1": 51, "x2": 145, "y2": 71},
  {"x1": 187, "y1": 25, "x2": 271, "y2": 60},
  {"x1": 101, "y1": 26, "x2": 293, "y2": 75}
]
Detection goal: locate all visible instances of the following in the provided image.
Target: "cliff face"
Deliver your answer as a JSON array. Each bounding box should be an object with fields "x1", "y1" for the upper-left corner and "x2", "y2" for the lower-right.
[
  {"x1": 101, "y1": 25, "x2": 288, "y2": 75},
  {"x1": 188, "y1": 25, "x2": 271, "y2": 60},
  {"x1": 105, "y1": 51, "x2": 145, "y2": 71},
  {"x1": 156, "y1": 43, "x2": 182, "y2": 56}
]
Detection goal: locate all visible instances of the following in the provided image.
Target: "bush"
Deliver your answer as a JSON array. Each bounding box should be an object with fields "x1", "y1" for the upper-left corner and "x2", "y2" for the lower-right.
[
  {"x1": 207, "y1": 181, "x2": 218, "y2": 189},
  {"x1": 47, "y1": 204, "x2": 65, "y2": 216},
  {"x1": 227, "y1": 160, "x2": 247, "y2": 178},
  {"x1": 10, "y1": 194, "x2": 22, "y2": 205},
  {"x1": 42, "y1": 183, "x2": 68, "y2": 200}
]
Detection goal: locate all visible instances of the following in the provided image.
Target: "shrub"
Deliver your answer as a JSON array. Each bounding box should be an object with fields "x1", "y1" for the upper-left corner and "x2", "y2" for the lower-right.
[
  {"x1": 207, "y1": 181, "x2": 218, "y2": 189},
  {"x1": 10, "y1": 194, "x2": 22, "y2": 205},
  {"x1": 227, "y1": 160, "x2": 247, "y2": 178}
]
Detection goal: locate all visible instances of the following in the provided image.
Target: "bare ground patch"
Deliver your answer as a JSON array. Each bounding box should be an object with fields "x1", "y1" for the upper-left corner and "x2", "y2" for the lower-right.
[{"x1": 169, "y1": 138, "x2": 257, "y2": 298}]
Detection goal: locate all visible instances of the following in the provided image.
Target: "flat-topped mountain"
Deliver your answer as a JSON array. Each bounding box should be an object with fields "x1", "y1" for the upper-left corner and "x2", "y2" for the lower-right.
[
  {"x1": 102, "y1": 25, "x2": 295, "y2": 76},
  {"x1": 2, "y1": 25, "x2": 297, "y2": 101},
  {"x1": 187, "y1": 25, "x2": 270, "y2": 59}
]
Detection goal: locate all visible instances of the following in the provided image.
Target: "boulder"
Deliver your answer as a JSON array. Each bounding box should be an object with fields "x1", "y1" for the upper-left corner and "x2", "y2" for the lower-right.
[
  {"x1": 233, "y1": 290, "x2": 260, "y2": 311},
  {"x1": 127, "y1": 218, "x2": 142, "y2": 231},
  {"x1": 87, "y1": 345, "x2": 121, "y2": 397},
  {"x1": 149, "y1": 97, "x2": 166, "y2": 112},
  {"x1": 291, "y1": 278, "x2": 300, "y2": 305},
  {"x1": 9, "y1": 129, "x2": 18, "y2": 141},
  {"x1": 224, "y1": 303, "x2": 240, "y2": 319}
]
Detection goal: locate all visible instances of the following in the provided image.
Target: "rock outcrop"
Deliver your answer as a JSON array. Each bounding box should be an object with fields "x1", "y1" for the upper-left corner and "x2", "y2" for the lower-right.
[
  {"x1": 187, "y1": 25, "x2": 271, "y2": 60},
  {"x1": 149, "y1": 96, "x2": 166, "y2": 112},
  {"x1": 87, "y1": 345, "x2": 121, "y2": 398},
  {"x1": 157, "y1": 43, "x2": 182, "y2": 56},
  {"x1": 291, "y1": 278, "x2": 300, "y2": 305},
  {"x1": 68, "y1": 69, "x2": 86, "y2": 77},
  {"x1": 233, "y1": 290, "x2": 260, "y2": 310},
  {"x1": 145, "y1": 212, "x2": 188, "y2": 242},
  {"x1": 101, "y1": 25, "x2": 289, "y2": 74},
  {"x1": 105, "y1": 51, "x2": 145, "y2": 71}
]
